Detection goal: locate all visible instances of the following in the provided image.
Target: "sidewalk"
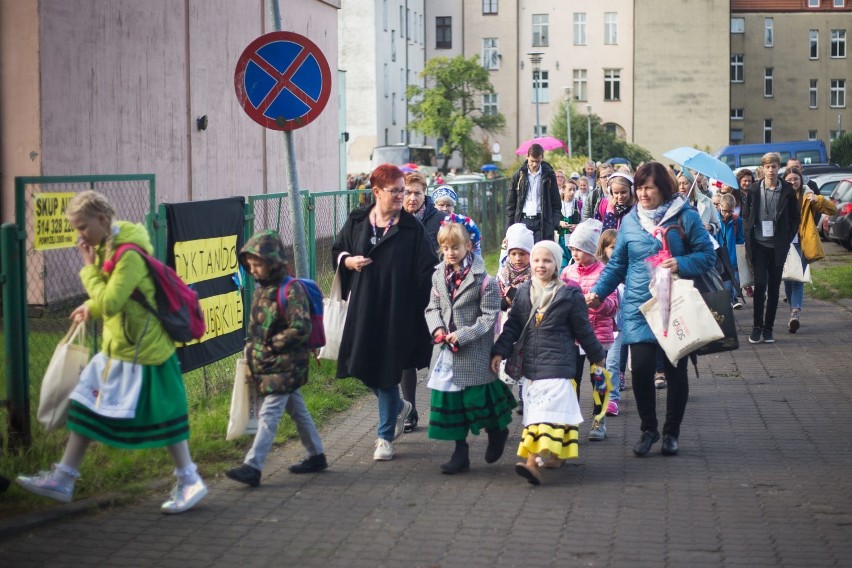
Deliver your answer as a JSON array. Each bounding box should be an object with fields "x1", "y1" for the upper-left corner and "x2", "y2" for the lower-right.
[{"x1": 1, "y1": 293, "x2": 851, "y2": 567}]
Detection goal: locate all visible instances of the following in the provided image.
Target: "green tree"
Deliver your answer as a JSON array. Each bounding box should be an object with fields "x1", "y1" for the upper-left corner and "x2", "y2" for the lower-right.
[
  {"x1": 550, "y1": 101, "x2": 653, "y2": 166},
  {"x1": 407, "y1": 55, "x2": 506, "y2": 171},
  {"x1": 831, "y1": 133, "x2": 852, "y2": 166}
]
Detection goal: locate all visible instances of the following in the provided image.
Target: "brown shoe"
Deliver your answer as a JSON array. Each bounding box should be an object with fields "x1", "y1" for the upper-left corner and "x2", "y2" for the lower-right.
[
  {"x1": 542, "y1": 457, "x2": 564, "y2": 469},
  {"x1": 514, "y1": 459, "x2": 542, "y2": 485}
]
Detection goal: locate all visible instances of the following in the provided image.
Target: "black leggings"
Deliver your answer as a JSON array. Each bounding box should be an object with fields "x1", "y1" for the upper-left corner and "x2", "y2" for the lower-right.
[
  {"x1": 629, "y1": 343, "x2": 689, "y2": 438},
  {"x1": 401, "y1": 368, "x2": 417, "y2": 412}
]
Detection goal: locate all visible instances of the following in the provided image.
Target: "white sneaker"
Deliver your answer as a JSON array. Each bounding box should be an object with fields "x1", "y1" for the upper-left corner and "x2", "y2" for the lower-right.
[
  {"x1": 373, "y1": 438, "x2": 394, "y2": 461},
  {"x1": 160, "y1": 477, "x2": 208, "y2": 514},
  {"x1": 16, "y1": 466, "x2": 75, "y2": 503},
  {"x1": 393, "y1": 400, "x2": 413, "y2": 441}
]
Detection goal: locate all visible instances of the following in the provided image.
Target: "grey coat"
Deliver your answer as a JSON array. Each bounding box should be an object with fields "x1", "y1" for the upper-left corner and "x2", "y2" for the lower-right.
[{"x1": 424, "y1": 255, "x2": 499, "y2": 388}]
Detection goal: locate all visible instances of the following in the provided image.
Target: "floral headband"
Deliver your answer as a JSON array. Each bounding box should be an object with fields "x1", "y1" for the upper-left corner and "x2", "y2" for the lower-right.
[{"x1": 441, "y1": 213, "x2": 482, "y2": 255}]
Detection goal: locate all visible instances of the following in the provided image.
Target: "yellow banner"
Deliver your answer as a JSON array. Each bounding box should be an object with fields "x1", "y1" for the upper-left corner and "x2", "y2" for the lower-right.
[
  {"x1": 184, "y1": 290, "x2": 244, "y2": 345},
  {"x1": 173, "y1": 235, "x2": 239, "y2": 285},
  {"x1": 33, "y1": 192, "x2": 77, "y2": 250}
]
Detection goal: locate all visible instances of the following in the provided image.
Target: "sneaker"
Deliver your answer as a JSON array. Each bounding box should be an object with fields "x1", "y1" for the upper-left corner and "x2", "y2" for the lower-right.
[
  {"x1": 788, "y1": 310, "x2": 800, "y2": 334},
  {"x1": 225, "y1": 464, "x2": 261, "y2": 487},
  {"x1": 619, "y1": 372, "x2": 626, "y2": 392},
  {"x1": 394, "y1": 400, "x2": 413, "y2": 441},
  {"x1": 732, "y1": 301, "x2": 743, "y2": 310},
  {"x1": 161, "y1": 477, "x2": 208, "y2": 514},
  {"x1": 403, "y1": 409, "x2": 419, "y2": 433},
  {"x1": 288, "y1": 454, "x2": 328, "y2": 474},
  {"x1": 15, "y1": 466, "x2": 74, "y2": 504},
  {"x1": 373, "y1": 438, "x2": 394, "y2": 461},
  {"x1": 654, "y1": 372, "x2": 667, "y2": 389},
  {"x1": 588, "y1": 418, "x2": 607, "y2": 441},
  {"x1": 748, "y1": 327, "x2": 763, "y2": 344},
  {"x1": 763, "y1": 329, "x2": 775, "y2": 344},
  {"x1": 606, "y1": 401, "x2": 620, "y2": 416}
]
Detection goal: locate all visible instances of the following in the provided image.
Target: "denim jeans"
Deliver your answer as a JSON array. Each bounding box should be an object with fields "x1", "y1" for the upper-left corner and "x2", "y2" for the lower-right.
[
  {"x1": 783, "y1": 243, "x2": 807, "y2": 310},
  {"x1": 245, "y1": 389, "x2": 324, "y2": 471},
  {"x1": 724, "y1": 269, "x2": 740, "y2": 304},
  {"x1": 371, "y1": 385, "x2": 403, "y2": 441},
  {"x1": 606, "y1": 332, "x2": 623, "y2": 403}
]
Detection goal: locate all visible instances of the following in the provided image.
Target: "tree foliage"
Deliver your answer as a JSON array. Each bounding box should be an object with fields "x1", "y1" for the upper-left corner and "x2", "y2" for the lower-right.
[
  {"x1": 549, "y1": 101, "x2": 653, "y2": 166},
  {"x1": 407, "y1": 55, "x2": 505, "y2": 171},
  {"x1": 831, "y1": 133, "x2": 852, "y2": 166}
]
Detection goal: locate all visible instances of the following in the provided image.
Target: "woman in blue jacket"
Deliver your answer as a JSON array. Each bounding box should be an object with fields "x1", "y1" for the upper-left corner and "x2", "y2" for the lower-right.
[{"x1": 587, "y1": 162, "x2": 716, "y2": 457}]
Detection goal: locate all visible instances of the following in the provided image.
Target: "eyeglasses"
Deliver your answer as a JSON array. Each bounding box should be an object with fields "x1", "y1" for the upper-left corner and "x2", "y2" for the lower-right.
[
  {"x1": 381, "y1": 187, "x2": 405, "y2": 196},
  {"x1": 403, "y1": 191, "x2": 424, "y2": 198}
]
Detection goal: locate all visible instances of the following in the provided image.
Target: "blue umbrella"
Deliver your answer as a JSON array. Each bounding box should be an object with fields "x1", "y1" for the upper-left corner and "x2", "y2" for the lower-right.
[
  {"x1": 481, "y1": 164, "x2": 499, "y2": 172},
  {"x1": 663, "y1": 147, "x2": 738, "y2": 188},
  {"x1": 605, "y1": 157, "x2": 630, "y2": 165}
]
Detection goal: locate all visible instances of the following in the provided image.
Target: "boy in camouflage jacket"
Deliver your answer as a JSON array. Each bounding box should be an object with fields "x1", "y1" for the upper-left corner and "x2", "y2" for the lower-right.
[{"x1": 225, "y1": 230, "x2": 327, "y2": 487}]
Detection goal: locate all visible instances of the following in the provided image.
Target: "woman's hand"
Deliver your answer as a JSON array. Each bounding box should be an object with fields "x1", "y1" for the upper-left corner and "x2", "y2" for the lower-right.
[
  {"x1": 77, "y1": 238, "x2": 96, "y2": 266},
  {"x1": 806, "y1": 192, "x2": 818, "y2": 203},
  {"x1": 344, "y1": 255, "x2": 373, "y2": 272},
  {"x1": 70, "y1": 304, "x2": 90, "y2": 323},
  {"x1": 661, "y1": 257, "x2": 679, "y2": 274},
  {"x1": 585, "y1": 292, "x2": 601, "y2": 308},
  {"x1": 490, "y1": 354, "x2": 503, "y2": 374}
]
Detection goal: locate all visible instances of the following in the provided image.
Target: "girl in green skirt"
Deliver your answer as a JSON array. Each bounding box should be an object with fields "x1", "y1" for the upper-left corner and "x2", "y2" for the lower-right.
[
  {"x1": 16, "y1": 191, "x2": 207, "y2": 514},
  {"x1": 424, "y1": 220, "x2": 516, "y2": 474}
]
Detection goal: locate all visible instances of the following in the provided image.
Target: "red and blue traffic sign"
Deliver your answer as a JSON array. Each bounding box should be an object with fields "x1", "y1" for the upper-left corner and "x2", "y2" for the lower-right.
[{"x1": 234, "y1": 31, "x2": 331, "y2": 131}]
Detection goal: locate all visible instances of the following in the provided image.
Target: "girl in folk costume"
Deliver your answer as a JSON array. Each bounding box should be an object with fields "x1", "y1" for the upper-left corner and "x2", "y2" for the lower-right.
[
  {"x1": 557, "y1": 177, "x2": 582, "y2": 265},
  {"x1": 491, "y1": 241, "x2": 606, "y2": 485},
  {"x1": 425, "y1": 221, "x2": 517, "y2": 474}
]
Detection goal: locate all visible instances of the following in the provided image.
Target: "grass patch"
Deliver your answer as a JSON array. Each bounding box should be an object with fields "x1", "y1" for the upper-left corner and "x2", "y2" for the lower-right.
[
  {"x1": 807, "y1": 264, "x2": 852, "y2": 301},
  {"x1": 484, "y1": 249, "x2": 500, "y2": 275}
]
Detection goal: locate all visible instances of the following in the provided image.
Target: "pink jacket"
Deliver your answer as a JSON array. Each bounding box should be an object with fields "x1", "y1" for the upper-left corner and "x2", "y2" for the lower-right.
[{"x1": 561, "y1": 260, "x2": 617, "y2": 346}]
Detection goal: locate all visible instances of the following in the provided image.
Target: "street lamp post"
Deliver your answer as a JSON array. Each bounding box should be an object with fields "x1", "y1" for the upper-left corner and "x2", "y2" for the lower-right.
[
  {"x1": 528, "y1": 52, "x2": 543, "y2": 137},
  {"x1": 586, "y1": 104, "x2": 593, "y2": 163},
  {"x1": 563, "y1": 86, "x2": 572, "y2": 158}
]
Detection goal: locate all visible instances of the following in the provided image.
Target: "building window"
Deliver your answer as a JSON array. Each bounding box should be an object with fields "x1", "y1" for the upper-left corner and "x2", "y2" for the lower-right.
[
  {"x1": 808, "y1": 130, "x2": 819, "y2": 141},
  {"x1": 764, "y1": 119, "x2": 772, "y2": 143},
  {"x1": 765, "y1": 18, "x2": 774, "y2": 47},
  {"x1": 831, "y1": 30, "x2": 847, "y2": 58},
  {"x1": 483, "y1": 93, "x2": 498, "y2": 116},
  {"x1": 810, "y1": 30, "x2": 819, "y2": 59},
  {"x1": 392, "y1": 93, "x2": 396, "y2": 125},
  {"x1": 731, "y1": 54, "x2": 744, "y2": 83},
  {"x1": 391, "y1": 30, "x2": 396, "y2": 62},
  {"x1": 731, "y1": 17, "x2": 745, "y2": 34},
  {"x1": 604, "y1": 69, "x2": 621, "y2": 101},
  {"x1": 831, "y1": 79, "x2": 847, "y2": 107},
  {"x1": 534, "y1": 125, "x2": 548, "y2": 136},
  {"x1": 436, "y1": 17, "x2": 451, "y2": 49},
  {"x1": 808, "y1": 0, "x2": 820, "y2": 7},
  {"x1": 731, "y1": 129, "x2": 744, "y2": 142},
  {"x1": 731, "y1": 108, "x2": 744, "y2": 120},
  {"x1": 604, "y1": 12, "x2": 618, "y2": 45},
  {"x1": 835, "y1": 0, "x2": 846, "y2": 7},
  {"x1": 383, "y1": 0, "x2": 388, "y2": 30},
  {"x1": 532, "y1": 70, "x2": 549, "y2": 103},
  {"x1": 810, "y1": 80, "x2": 819, "y2": 108},
  {"x1": 573, "y1": 13, "x2": 587, "y2": 45},
  {"x1": 483, "y1": 0, "x2": 498, "y2": 15},
  {"x1": 383, "y1": 64, "x2": 388, "y2": 97},
  {"x1": 532, "y1": 14, "x2": 549, "y2": 47},
  {"x1": 831, "y1": 129, "x2": 848, "y2": 141},
  {"x1": 482, "y1": 38, "x2": 499, "y2": 70},
  {"x1": 400, "y1": 7, "x2": 404, "y2": 38},
  {"x1": 573, "y1": 69, "x2": 587, "y2": 101},
  {"x1": 764, "y1": 68, "x2": 774, "y2": 97}
]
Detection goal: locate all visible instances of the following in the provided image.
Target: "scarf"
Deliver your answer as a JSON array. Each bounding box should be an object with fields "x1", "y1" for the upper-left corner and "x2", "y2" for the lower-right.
[
  {"x1": 499, "y1": 259, "x2": 531, "y2": 297},
  {"x1": 529, "y1": 278, "x2": 559, "y2": 326},
  {"x1": 411, "y1": 201, "x2": 426, "y2": 220},
  {"x1": 637, "y1": 199, "x2": 674, "y2": 224},
  {"x1": 445, "y1": 252, "x2": 474, "y2": 303},
  {"x1": 614, "y1": 203, "x2": 631, "y2": 217}
]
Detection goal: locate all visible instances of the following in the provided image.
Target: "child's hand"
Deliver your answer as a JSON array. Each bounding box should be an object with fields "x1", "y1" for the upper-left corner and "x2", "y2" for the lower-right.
[
  {"x1": 70, "y1": 304, "x2": 89, "y2": 323},
  {"x1": 444, "y1": 332, "x2": 459, "y2": 346},
  {"x1": 490, "y1": 355, "x2": 503, "y2": 374},
  {"x1": 433, "y1": 328, "x2": 447, "y2": 340}
]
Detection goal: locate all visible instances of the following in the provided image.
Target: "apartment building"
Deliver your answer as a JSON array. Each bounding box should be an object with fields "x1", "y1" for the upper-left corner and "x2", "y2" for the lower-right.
[{"x1": 730, "y1": 0, "x2": 851, "y2": 151}]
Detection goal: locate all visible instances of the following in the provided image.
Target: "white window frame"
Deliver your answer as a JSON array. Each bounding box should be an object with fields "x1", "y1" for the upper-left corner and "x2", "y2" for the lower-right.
[
  {"x1": 810, "y1": 30, "x2": 819, "y2": 59},
  {"x1": 808, "y1": 0, "x2": 820, "y2": 7},
  {"x1": 604, "y1": 12, "x2": 618, "y2": 45},
  {"x1": 808, "y1": 130, "x2": 819, "y2": 141},
  {"x1": 482, "y1": 38, "x2": 499, "y2": 70},
  {"x1": 532, "y1": 70, "x2": 550, "y2": 103},
  {"x1": 764, "y1": 68, "x2": 774, "y2": 97},
  {"x1": 532, "y1": 14, "x2": 549, "y2": 47},
  {"x1": 810, "y1": 80, "x2": 819, "y2": 108},
  {"x1": 573, "y1": 69, "x2": 587, "y2": 101},
  {"x1": 765, "y1": 18, "x2": 774, "y2": 47},
  {"x1": 731, "y1": 54, "x2": 744, "y2": 83},
  {"x1": 730, "y1": 108, "x2": 744, "y2": 120},
  {"x1": 604, "y1": 68, "x2": 621, "y2": 101},
  {"x1": 482, "y1": 93, "x2": 498, "y2": 116},
  {"x1": 830, "y1": 29, "x2": 847, "y2": 58},
  {"x1": 830, "y1": 79, "x2": 847, "y2": 108},
  {"x1": 573, "y1": 13, "x2": 587, "y2": 46},
  {"x1": 831, "y1": 129, "x2": 847, "y2": 141},
  {"x1": 483, "y1": 0, "x2": 498, "y2": 15},
  {"x1": 834, "y1": 1, "x2": 846, "y2": 8},
  {"x1": 731, "y1": 18, "x2": 745, "y2": 34},
  {"x1": 764, "y1": 119, "x2": 773, "y2": 144}
]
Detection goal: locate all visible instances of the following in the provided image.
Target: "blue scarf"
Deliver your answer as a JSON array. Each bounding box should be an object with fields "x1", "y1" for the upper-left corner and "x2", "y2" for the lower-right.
[{"x1": 637, "y1": 199, "x2": 674, "y2": 224}]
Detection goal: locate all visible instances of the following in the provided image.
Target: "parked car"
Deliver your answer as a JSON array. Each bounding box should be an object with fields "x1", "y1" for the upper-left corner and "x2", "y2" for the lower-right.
[{"x1": 827, "y1": 179, "x2": 852, "y2": 250}]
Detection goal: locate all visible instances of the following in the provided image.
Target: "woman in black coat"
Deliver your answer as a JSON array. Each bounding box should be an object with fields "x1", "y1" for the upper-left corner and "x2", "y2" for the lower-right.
[{"x1": 332, "y1": 164, "x2": 438, "y2": 461}]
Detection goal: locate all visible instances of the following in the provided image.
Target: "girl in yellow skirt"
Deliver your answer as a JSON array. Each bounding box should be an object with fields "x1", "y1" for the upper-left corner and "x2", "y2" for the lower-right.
[{"x1": 491, "y1": 240, "x2": 606, "y2": 485}]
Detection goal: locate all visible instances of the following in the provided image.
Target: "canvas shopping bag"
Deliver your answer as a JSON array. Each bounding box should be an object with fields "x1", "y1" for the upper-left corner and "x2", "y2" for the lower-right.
[
  {"x1": 37, "y1": 321, "x2": 91, "y2": 430},
  {"x1": 736, "y1": 244, "x2": 753, "y2": 287},
  {"x1": 69, "y1": 353, "x2": 144, "y2": 419},
  {"x1": 782, "y1": 246, "x2": 812, "y2": 283},
  {"x1": 426, "y1": 347, "x2": 461, "y2": 392},
  {"x1": 226, "y1": 358, "x2": 261, "y2": 440},
  {"x1": 640, "y1": 278, "x2": 724, "y2": 366},
  {"x1": 318, "y1": 268, "x2": 348, "y2": 361}
]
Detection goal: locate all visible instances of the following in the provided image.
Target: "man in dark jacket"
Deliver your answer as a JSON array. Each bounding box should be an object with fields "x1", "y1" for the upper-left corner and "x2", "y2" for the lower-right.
[{"x1": 507, "y1": 144, "x2": 561, "y2": 242}]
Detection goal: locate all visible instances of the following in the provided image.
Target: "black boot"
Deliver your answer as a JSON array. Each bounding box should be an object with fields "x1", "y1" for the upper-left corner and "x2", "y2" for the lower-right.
[
  {"x1": 484, "y1": 428, "x2": 509, "y2": 463},
  {"x1": 440, "y1": 440, "x2": 470, "y2": 474}
]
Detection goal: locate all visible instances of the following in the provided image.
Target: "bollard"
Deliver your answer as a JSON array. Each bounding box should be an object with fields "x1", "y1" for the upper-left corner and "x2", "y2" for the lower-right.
[{"x1": 1, "y1": 223, "x2": 31, "y2": 449}]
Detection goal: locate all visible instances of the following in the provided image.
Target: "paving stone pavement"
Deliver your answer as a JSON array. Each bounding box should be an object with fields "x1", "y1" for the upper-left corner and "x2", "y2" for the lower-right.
[{"x1": 1, "y1": 295, "x2": 851, "y2": 567}]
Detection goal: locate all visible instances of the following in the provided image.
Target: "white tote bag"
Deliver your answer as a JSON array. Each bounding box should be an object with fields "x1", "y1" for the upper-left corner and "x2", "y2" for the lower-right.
[
  {"x1": 736, "y1": 244, "x2": 753, "y2": 287},
  {"x1": 226, "y1": 358, "x2": 260, "y2": 440},
  {"x1": 782, "y1": 246, "x2": 812, "y2": 283},
  {"x1": 318, "y1": 268, "x2": 349, "y2": 361},
  {"x1": 37, "y1": 321, "x2": 91, "y2": 430},
  {"x1": 426, "y1": 347, "x2": 461, "y2": 392},
  {"x1": 640, "y1": 278, "x2": 724, "y2": 366}
]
